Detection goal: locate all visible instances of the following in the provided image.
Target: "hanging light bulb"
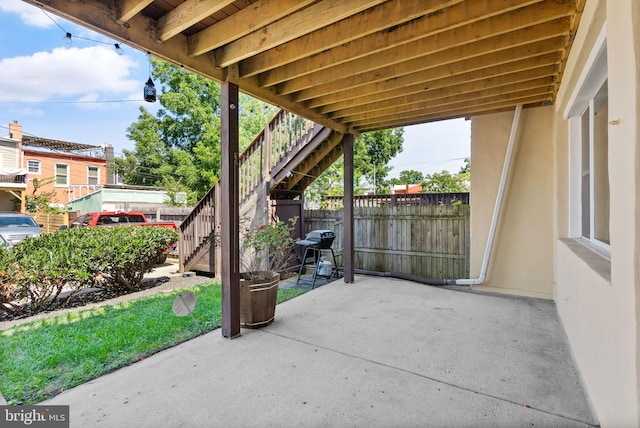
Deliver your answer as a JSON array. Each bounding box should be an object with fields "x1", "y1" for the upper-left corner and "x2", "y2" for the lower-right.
[
  {"x1": 143, "y1": 52, "x2": 156, "y2": 102},
  {"x1": 63, "y1": 32, "x2": 72, "y2": 45},
  {"x1": 114, "y1": 43, "x2": 123, "y2": 55}
]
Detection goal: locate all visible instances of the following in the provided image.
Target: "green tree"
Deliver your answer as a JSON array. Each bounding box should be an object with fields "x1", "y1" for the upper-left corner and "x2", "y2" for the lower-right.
[
  {"x1": 354, "y1": 128, "x2": 404, "y2": 193},
  {"x1": 389, "y1": 169, "x2": 425, "y2": 185},
  {"x1": 23, "y1": 177, "x2": 62, "y2": 213},
  {"x1": 422, "y1": 159, "x2": 470, "y2": 193},
  {"x1": 114, "y1": 59, "x2": 276, "y2": 204},
  {"x1": 304, "y1": 161, "x2": 344, "y2": 205},
  {"x1": 459, "y1": 157, "x2": 470, "y2": 174},
  {"x1": 305, "y1": 128, "x2": 405, "y2": 202},
  {"x1": 239, "y1": 95, "x2": 278, "y2": 151}
]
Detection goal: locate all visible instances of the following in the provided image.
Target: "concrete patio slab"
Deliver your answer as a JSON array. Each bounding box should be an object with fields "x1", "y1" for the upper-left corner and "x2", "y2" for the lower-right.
[{"x1": 43, "y1": 275, "x2": 598, "y2": 427}]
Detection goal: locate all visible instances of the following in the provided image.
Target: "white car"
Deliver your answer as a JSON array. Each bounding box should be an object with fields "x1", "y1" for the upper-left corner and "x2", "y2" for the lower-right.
[{"x1": 0, "y1": 213, "x2": 42, "y2": 246}]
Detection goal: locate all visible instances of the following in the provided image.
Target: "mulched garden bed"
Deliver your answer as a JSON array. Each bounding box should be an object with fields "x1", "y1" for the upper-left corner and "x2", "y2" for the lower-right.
[{"x1": 0, "y1": 276, "x2": 171, "y2": 322}]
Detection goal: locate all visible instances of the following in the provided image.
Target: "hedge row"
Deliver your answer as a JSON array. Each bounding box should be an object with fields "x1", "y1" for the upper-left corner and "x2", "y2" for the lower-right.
[{"x1": 0, "y1": 226, "x2": 178, "y2": 317}]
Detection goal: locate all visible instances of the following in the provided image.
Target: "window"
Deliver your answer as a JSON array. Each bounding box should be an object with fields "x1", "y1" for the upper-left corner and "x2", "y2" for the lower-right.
[
  {"x1": 27, "y1": 160, "x2": 41, "y2": 174},
  {"x1": 566, "y1": 28, "x2": 609, "y2": 252},
  {"x1": 55, "y1": 163, "x2": 69, "y2": 186},
  {"x1": 583, "y1": 82, "x2": 609, "y2": 245},
  {"x1": 87, "y1": 166, "x2": 99, "y2": 185}
]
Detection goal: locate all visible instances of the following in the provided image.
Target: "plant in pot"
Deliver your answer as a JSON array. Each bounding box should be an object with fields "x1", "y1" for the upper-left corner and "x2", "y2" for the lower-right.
[{"x1": 239, "y1": 216, "x2": 297, "y2": 328}]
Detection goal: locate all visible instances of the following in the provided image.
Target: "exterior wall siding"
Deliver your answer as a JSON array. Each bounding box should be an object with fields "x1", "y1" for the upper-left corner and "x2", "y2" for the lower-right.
[
  {"x1": 22, "y1": 150, "x2": 107, "y2": 206},
  {"x1": 0, "y1": 140, "x2": 19, "y2": 168}
]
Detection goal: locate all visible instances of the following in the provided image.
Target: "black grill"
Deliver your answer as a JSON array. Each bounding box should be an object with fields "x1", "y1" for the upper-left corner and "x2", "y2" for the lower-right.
[
  {"x1": 296, "y1": 229, "x2": 335, "y2": 249},
  {"x1": 296, "y1": 230, "x2": 339, "y2": 288}
]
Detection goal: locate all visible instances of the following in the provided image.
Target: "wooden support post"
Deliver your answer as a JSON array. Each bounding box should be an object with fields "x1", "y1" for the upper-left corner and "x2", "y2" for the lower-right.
[
  {"x1": 221, "y1": 79, "x2": 241, "y2": 339},
  {"x1": 343, "y1": 133, "x2": 355, "y2": 283}
]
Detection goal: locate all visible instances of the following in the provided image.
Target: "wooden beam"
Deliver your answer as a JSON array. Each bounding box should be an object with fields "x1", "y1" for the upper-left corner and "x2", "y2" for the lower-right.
[
  {"x1": 116, "y1": 0, "x2": 153, "y2": 24},
  {"x1": 214, "y1": 0, "x2": 386, "y2": 68},
  {"x1": 316, "y1": 53, "x2": 559, "y2": 114},
  {"x1": 157, "y1": 0, "x2": 236, "y2": 42},
  {"x1": 343, "y1": 134, "x2": 354, "y2": 283},
  {"x1": 351, "y1": 93, "x2": 552, "y2": 131},
  {"x1": 270, "y1": 127, "x2": 334, "y2": 187},
  {"x1": 322, "y1": 64, "x2": 558, "y2": 114},
  {"x1": 220, "y1": 79, "x2": 241, "y2": 339},
  {"x1": 277, "y1": 15, "x2": 570, "y2": 96},
  {"x1": 23, "y1": 0, "x2": 227, "y2": 82},
  {"x1": 239, "y1": 0, "x2": 463, "y2": 77},
  {"x1": 349, "y1": 90, "x2": 553, "y2": 128},
  {"x1": 340, "y1": 82, "x2": 556, "y2": 124},
  {"x1": 188, "y1": 0, "x2": 315, "y2": 57},
  {"x1": 278, "y1": 132, "x2": 343, "y2": 190},
  {"x1": 262, "y1": 0, "x2": 574, "y2": 89},
  {"x1": 334, "y1": 77, "x2": 555, "y2": 121},
  {"x1": 291, "y1": 19, "x2": 568, "y2": 103},
  {"x1": 8, "y1": 190, "x2": 25, "y2": 213},
  {"x1": 292, "y1": 144, "x2": 344, "y2": 192},
  {"x1": 362, "y1": 103, "x2": 544, "y2": 132}
]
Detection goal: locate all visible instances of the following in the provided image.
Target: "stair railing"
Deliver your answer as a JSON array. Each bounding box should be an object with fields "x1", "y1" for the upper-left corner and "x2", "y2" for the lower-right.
[
  {"x1": 180, "y1": 109, "x2": 316, "y2": 271},
  {"x1": 179, "y1": 184, "x2": 217, "y2": 272},
  {"x1": 238, "y1": 109, "x2": 315, "y2": 202}
]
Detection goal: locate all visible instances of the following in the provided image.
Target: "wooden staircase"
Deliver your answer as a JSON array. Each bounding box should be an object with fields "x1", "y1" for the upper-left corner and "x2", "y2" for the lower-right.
[{"x1": 179, "y1": 109, "x2": 343, "y2": 274}]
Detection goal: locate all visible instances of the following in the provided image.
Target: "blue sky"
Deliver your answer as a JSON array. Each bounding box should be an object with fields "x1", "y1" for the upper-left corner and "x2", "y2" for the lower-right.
[{"x1": 0, "y1": 0, "x2": 469, "y2": 176}]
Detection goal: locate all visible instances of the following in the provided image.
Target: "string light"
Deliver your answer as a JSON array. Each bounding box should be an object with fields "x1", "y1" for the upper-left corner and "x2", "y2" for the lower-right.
[{"x1": 41, "y1": 6, "x2": 125, "y2": 53}]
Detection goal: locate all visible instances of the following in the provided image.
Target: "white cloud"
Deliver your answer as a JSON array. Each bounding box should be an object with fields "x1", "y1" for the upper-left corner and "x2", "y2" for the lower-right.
[
  {"x1": 0, "y1": 46, "x2": 141, "y2": 103},
  {"x1": 0, "y1": 0, "x2": 53, "y2": 28}
]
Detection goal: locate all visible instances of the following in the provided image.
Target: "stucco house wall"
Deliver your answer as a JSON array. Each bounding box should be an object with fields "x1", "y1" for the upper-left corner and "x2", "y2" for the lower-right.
[
  {"x1": 470, "y1": 1, "x2": 640, "y2": 425},
  {"x1": 555, "y1": 1, "x2": 639, "y2": 425},
  {"x1": 470, "y1": 107, "x2": 556, "y2": 299}
]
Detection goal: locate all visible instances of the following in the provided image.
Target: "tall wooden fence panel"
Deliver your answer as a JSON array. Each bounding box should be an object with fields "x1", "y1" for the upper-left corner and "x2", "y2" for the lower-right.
[
  {"x1": 304, "y1": 205, "x2": 470, "y2": 279},
  {"x1": 33, "y1": 212, "x2": 69, "y2": 233}
]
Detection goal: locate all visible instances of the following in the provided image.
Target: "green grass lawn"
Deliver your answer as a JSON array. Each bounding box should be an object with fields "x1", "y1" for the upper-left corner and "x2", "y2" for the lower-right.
[{"x1": 0, "y1": 282, "x2": 305, "y2": 405}]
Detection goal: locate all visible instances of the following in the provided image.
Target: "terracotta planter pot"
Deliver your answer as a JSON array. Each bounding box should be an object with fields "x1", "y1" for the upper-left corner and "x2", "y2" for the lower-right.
[{"x1": 240, "y1": 272, "x2": 280, "y2": 328}]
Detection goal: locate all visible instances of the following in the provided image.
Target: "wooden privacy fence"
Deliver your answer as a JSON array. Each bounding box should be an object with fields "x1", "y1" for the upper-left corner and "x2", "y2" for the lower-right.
[
  {"x1": 320, "y1": 192, "x2": 469, "y2": 209},
  {"x1": 304, "y1": 205, "x2": 470, "y2": 279},
  {"x1": 32, "y1": 212, "x2": 69, "y2": 233}
]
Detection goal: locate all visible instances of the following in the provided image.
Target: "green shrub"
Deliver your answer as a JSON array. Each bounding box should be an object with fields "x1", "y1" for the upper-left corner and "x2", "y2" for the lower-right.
[
  {"x1": 0, "y1": 226, "x2": 178, "y2": 316},
  {"x1": 0, "y1": 247, "x2": 20, "y2": 316}
]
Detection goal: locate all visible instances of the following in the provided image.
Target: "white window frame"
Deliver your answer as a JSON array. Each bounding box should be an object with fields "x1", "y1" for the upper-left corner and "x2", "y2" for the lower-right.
[
  {"x1": 565, "y1": 25, "x2": 610, "y2": 256},
  {"x1": 27, "y1": 160, "x2": 41, "y2": 174},
  {"x1": 55, "y1": 163, "x2": 69, "y2": 187},
  {"x1": 87, "y1": 166, "x2": 100, "y2": 185}
]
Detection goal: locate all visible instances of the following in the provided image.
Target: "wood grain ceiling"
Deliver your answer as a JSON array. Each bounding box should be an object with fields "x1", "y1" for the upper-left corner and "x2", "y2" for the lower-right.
[{"x1": 24, "y1": 0, "x2": 585, "y2": 135}]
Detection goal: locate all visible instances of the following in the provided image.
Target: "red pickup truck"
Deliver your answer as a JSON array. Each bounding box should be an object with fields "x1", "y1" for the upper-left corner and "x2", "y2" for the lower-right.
[{"x1": 66, "y1": 211, "x2": 177, "y2": 263}]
